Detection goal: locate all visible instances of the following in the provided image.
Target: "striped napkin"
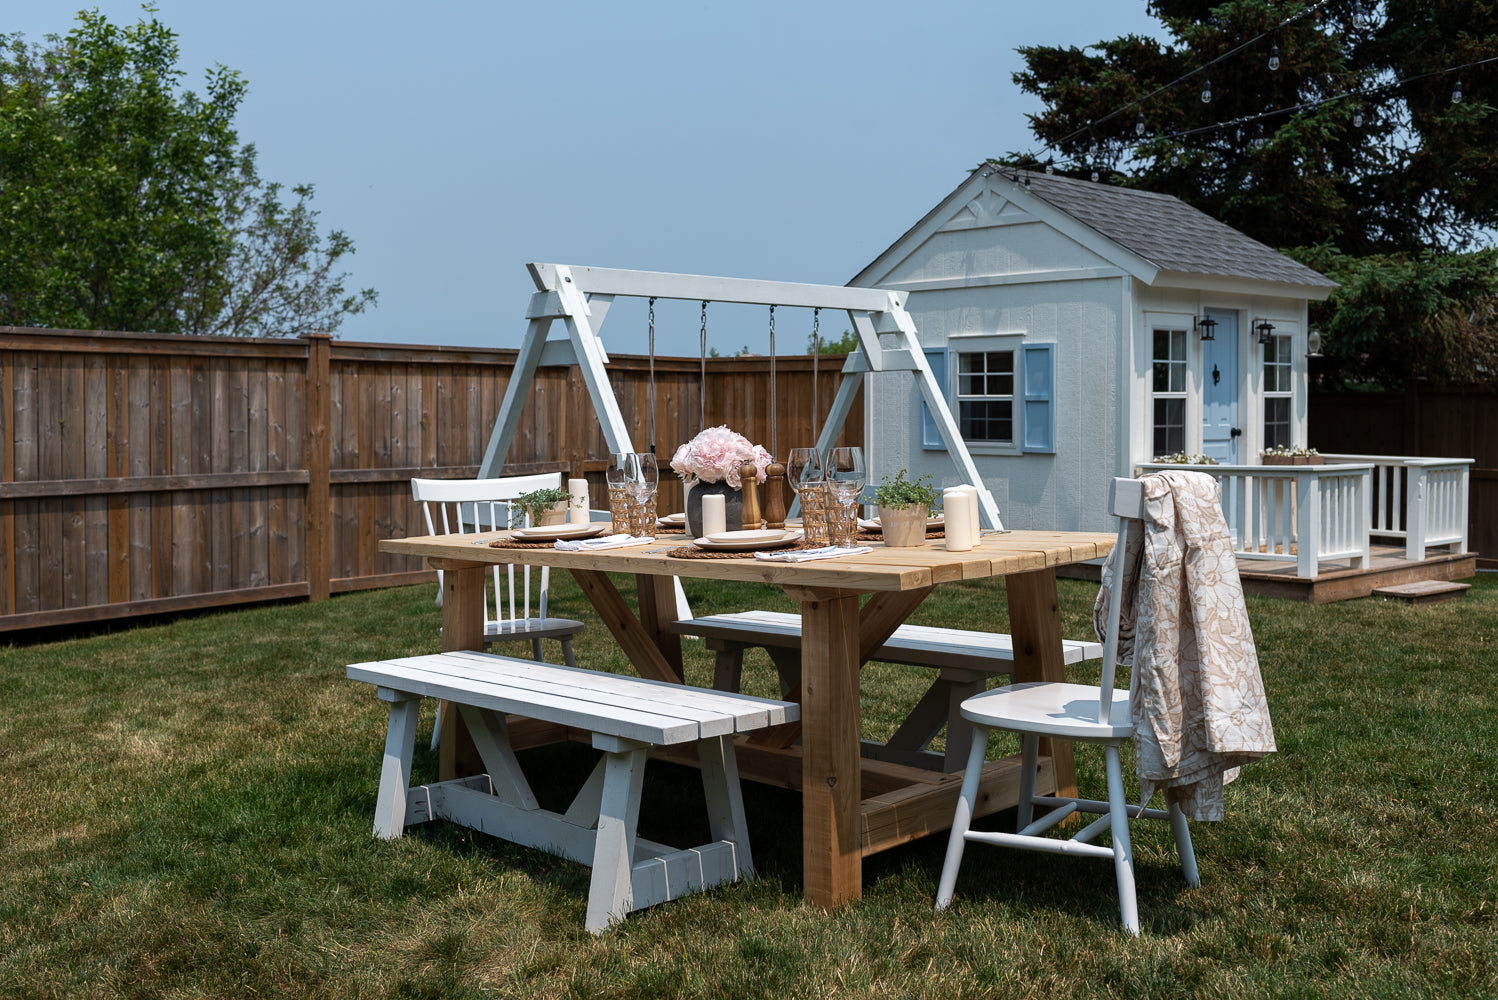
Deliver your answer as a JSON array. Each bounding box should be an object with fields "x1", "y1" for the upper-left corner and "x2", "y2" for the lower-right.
[
  {"x1": 554, "y1": 533, "x2": 654, "y2": 551},
  {"x1": 752, "y1": 545, "x2": 874, "y2": 563}
]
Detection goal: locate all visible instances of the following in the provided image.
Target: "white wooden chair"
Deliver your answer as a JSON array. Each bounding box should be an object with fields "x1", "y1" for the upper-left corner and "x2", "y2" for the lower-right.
[
  {"x1": 411, "y1": 474, "x2": 585, "y2": 666},
  {"x1": 935, "y1": 477, "x2": 1200, "y2": 935}
]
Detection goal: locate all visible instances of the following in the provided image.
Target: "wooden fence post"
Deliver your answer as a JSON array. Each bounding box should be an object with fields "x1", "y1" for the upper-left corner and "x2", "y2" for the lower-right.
[{"x1": 304, "y1": 333, "x2": 332, "y2": 601}]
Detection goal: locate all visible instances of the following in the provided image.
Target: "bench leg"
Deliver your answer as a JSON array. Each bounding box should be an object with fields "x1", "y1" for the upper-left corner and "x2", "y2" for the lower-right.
[
  {"x1": 586, "y1": 743, "x2": 650, "y2": 934},
  {"x1": 712, "y1": 646, "x2": 745, "y2": 692},
  {"x1": 373, "y1": 692, "x2": 421, "y2": 840},
  {"x1": 698, "y1": 734, "x2": 754, "y2": 877},
  {"x1": 456, "y1": 704, "x2": 539, "y2": 810}
]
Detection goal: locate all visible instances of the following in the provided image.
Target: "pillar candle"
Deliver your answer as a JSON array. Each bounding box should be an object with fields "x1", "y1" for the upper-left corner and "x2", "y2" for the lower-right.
[
  {"x1": 568, "y1": 478, "x2": 590, "y2": 524},
  {"x1": 943, "y1": 490, "x2": 974, "y2": 551},
  {"x1": 958, "y1": 484, "x2": 981, "y2": 537},
  {"x1": 702, "y1": 493, "x2": 727, "y2": 537}
]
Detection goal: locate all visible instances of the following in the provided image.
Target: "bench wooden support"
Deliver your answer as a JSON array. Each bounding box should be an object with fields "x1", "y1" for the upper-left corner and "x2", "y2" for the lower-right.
[{"x1": 351, "y1": 651, "x2": 796, "y2": 934}]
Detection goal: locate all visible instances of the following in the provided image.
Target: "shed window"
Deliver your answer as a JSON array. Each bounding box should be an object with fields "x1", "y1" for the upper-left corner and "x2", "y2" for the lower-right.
[
  {"x1": 1152, "y1": 328, "x2": 1188, "y2": 457},
  {"x1": 957, "y1": 351, "x2": 1014, "y2": 444},
  {"x1": 1263, "y1": 334, "x2": 1292, "y2": 449}
]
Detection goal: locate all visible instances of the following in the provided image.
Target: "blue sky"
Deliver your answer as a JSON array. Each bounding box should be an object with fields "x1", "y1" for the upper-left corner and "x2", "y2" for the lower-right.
[{"x1": 13, "y1": 2, "x2": 1165, "y2": 355}]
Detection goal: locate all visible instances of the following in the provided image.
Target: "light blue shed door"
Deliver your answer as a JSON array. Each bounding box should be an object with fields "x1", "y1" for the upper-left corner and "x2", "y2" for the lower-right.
[{"x1": 1201, "y1": 311, "x2": 1239, "y2": 464}]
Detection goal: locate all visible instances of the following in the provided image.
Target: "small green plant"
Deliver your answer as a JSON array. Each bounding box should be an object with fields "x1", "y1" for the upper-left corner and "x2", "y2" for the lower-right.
[
  {"x1": 1261, "y1": 445, "x2": 1320, "y2": 457},
  {"x1": 512, "y1": 487, "x2": 572, "y2": 526},
  {"x1": 1152, "y1": 452, "x2": 1219, "y2": 465},
  {"x1": 872, "y1": 469, "x2": 941, "y2": 511}
]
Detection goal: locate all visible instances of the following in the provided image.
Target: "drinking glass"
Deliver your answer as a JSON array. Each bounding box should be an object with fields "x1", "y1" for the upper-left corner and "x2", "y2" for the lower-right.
[
  {"x1": 786, "y1": 447, "x2": 828, "y2": 546},
  {"x1": 627, "y1": 452, "x2": 659, "y2": 535},
  {"x1": 605, "y1": 453, "x2": 632, "y2": 533},
  {"x1": 824, "y1": 446, "x2": 865, "y2": 547}
]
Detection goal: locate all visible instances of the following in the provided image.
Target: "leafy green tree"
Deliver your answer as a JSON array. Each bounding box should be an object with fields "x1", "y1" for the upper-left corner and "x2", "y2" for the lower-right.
[
  {"x1": 0, "y1": 9, "x2": 374, "y2": 336},
  {"x1": 808, "y1": 329, "x2": 859, "y2": 355},
  {"x1": 1006, "y1": 0, "x2": 1498, "y2": 386}
]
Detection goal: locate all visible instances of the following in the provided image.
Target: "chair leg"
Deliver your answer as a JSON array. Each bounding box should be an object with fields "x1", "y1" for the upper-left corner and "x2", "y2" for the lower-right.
[
  {"x1": 561, "y1": 638, "x2": 577, "y2": 669},
  {"x1": 531, "y1": 637, "x2": 544, "y2": 661},
  {"x1": 1169, "y1": 799, "x2": 1200, "y2": 887},
  {"x1": 1104, "y1": 744, "x2": 1139, "y2": 936},
  {"x1": 935, "y1": 725, "x2": 990, "y2": 910},
  {"x1": 1017, "y1": 733, "x2": 1040, "y2": 831}
]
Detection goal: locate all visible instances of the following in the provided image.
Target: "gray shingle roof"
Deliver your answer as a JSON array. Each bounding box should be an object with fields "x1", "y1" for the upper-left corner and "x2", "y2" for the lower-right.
[{"x1": 1007, "y1": 168, "x2": 1337, "y2": 290}]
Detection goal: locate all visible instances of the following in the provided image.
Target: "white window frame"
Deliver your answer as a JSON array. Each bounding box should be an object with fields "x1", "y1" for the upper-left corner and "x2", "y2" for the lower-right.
[
  {"x1": 947, "y1": 332, "x2": 1024, "y2": 456},
  {"x1": 1150, "y1": 325, "x2": 1190, "y2": 459},
  {"x1": 1262, "y1": 332, "x2": 1294, "y2": 451}
]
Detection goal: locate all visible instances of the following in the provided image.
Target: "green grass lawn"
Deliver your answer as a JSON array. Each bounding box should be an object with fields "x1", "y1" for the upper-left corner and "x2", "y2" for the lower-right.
[{"x1": 2, "y1": 571, "x2": 1495, "y2": 999}]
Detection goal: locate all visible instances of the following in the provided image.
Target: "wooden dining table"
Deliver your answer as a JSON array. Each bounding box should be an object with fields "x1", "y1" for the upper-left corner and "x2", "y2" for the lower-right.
[{"x1": 378, "y1": 528, "x2": 1115, "y2": 910}]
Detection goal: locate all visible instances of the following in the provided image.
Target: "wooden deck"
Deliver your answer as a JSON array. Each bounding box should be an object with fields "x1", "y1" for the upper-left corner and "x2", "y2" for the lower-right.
[{"x1": 1060, "y1": 545, "x2": 1477, "y2": 605}]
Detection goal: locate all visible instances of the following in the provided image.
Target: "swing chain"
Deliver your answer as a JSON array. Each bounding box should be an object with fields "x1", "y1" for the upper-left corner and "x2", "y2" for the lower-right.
[
  {"x1": 768, "y1": 305, "x2": 777, "y2": 459},
  {"x1": 811, "y1": 307, "x2": 820, "y2": 445},
  {"x1": 647, "y1": 297, "x2": 657, "y2": 451},
  {"x1": 699, "y1": 300, "x2": 709, "y2": 427}
]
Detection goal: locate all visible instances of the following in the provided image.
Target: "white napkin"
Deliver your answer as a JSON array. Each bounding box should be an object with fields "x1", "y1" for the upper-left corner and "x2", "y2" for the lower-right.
[
  {"x1": 752, "y1": 545, "x2": 873, "y2": 563},
  {"x1": 554, "y1": 533, "x2": 654, "y2": 551}
]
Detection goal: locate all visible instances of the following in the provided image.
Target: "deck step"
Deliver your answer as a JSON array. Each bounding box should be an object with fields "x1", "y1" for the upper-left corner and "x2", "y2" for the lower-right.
[{"x1": 1373, "y1": 580, "x2": 1471, "y2": 605}]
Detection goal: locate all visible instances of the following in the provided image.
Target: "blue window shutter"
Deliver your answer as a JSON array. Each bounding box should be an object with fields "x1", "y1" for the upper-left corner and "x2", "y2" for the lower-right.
[
  {"x1": 1021, "y1": 343, "x2": 1056, "y2": 453},
  {"x1": 919, "y1": 348, "x2": 948, "y2": 450}
]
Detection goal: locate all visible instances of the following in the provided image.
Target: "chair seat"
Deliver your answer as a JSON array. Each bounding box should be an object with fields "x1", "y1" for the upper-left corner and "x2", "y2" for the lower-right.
[
  {"x1": 959, "y1": 680, "x2": 1133, "y2": 742},
  {"x1": 484, "y1": 617, "x2": 586, "y2": 641}
]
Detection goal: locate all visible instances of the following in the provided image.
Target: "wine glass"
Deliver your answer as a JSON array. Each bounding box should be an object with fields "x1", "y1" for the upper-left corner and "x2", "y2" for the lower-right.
[
  {"x1": 786, "y1": 447, "x2": 827, "y2": 545},
  {"x1": 626, "y1": 452, "x2": 659, "y2": 534},
  {"x1": 605, "y1": 453, "x2": 632, "y2": 533},
  {"x1": 824, "y1": 446, "x2": 865, "y2": 546}
]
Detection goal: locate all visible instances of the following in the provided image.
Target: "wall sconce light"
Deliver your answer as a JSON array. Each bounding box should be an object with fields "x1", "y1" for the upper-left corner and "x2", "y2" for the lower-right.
[
  {"x1": 1307, "y1": 329, "x2": 1323, "y2": 357},
  {"x1": 1255, "y1": 319, "x2": 1276, "y2": 345},
  {"x1": 1195, "y1": 315, "x2": 1219, "y2": 341}
]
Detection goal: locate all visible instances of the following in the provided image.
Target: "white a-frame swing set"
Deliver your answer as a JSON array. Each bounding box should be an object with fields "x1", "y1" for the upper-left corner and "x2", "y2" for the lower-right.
[{"x1": 478, "y1": 263, "x2": 1001, "y2": 530}]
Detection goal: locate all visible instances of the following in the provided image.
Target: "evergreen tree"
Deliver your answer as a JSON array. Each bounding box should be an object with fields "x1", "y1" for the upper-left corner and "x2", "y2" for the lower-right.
[{"x1": 1007, "y1": 0, "x2": 1498, "y2": 386}]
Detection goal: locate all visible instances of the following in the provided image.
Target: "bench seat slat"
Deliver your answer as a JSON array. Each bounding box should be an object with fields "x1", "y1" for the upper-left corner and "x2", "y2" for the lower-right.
[
  {"x1": 349, "y1": 658, "x2": 703, "y2": 745},
  {"x1": 432, "y1": 650, "x2": 796, "y2": 729},
  {"x1": 672, "y1": 610, "x2": 1102, "y2": 670}
]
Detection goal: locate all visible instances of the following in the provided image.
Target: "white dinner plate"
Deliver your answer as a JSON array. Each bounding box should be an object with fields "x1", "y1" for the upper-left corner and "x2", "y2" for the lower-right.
[
  {"x1": 659, "y1": 512, "x2": 688, "y2": 525},
  {"x1": 692, "y1": 530, "x2": 799, "y2": 552},
  {"x1": 512, "y1": 523, "x2": 606, "y2": 542}
]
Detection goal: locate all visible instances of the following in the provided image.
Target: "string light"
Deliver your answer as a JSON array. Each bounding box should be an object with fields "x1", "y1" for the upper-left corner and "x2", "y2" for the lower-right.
[
  {"x1": 1269, "y1": 42, "x2": 1281, "y2": 72},
  {"x1": 1452, "y1": 78, "x2": 1464, "y2": 103},
  {"x1": 1201, "y1": 78, "x2": 1213, "y2": 103},
  {"x1": 1135, "y1": 112, "x2": 1146, "y2": 136},
  {"x1": 1353, "y1": 107, "x2": 1364, "y2": 127}
]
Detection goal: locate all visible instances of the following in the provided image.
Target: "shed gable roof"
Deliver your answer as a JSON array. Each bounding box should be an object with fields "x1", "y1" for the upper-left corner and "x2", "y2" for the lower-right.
[
  {"x1": 853, "y1": 167, "x2": 1337, "y2": 296},
  {"x1": 1009, "y1": 169, "x2": 1336, "y2": 290}
]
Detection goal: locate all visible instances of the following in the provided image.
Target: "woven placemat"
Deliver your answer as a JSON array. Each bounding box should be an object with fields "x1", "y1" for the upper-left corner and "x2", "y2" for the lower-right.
[
  {"x1": 488, "y1": 538, "x2": 565, "y2": 550},
  {"x1": 855, "y1": 529, "x2": 946, "y2": 542},
  {"x1": 665, "y1": 542, "x2": 807, "y2": 560}
]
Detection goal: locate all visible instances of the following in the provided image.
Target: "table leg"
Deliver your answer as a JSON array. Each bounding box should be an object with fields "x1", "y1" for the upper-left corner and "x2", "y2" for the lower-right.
[
  {"x1": 794, "y1": 588, "x2": 863, "y2": 909},
  {"x1": 432, "y1": 559, "x2": 488, "y2": 781},
  {"x1": 635, "y1": 573, "x2": 684, "y2": 683},
  {"x1": 1004, "y1": 567, "x2": 1078, "y2": 800},
  {"x1": 570, "y1": 569, "x2": 682, "y2": 683}
]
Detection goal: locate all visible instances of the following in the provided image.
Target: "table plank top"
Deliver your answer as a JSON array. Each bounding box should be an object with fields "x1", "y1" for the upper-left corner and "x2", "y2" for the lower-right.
[{"x1": 380, "y1": 529, "x2": 1115, "y2": 593}]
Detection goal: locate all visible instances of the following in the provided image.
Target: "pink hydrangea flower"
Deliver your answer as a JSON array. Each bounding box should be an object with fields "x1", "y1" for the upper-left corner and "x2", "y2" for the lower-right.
[{"x1": 669, "y1": 426, "x2": 769, "y2": 489}]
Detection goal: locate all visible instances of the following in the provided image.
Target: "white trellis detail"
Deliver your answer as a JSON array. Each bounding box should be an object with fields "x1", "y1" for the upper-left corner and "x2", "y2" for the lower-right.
[{"x1": 480, "y1": 263, "x2": 1002, "y2": 529}]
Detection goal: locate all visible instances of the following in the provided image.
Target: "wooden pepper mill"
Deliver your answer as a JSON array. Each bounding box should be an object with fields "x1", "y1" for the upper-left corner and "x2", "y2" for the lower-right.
[
  {"x1": 739, "y1": 460, "x2": 762, "y2": 529},
  {"x1": 762, "y1": 461, "x2": 787, "y2": 529}
]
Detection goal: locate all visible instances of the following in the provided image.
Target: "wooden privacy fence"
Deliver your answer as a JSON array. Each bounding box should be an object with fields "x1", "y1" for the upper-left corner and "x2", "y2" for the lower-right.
[
  {"x1": 0, "y1": 327, "x2": 861, "y2": 633},
  {"x1": 1309, "y1": 386, "x2": 1497, "y2": 567}
]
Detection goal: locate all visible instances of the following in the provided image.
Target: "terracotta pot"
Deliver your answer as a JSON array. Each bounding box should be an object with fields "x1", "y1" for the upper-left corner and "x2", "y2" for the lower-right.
[{"x1": 879, "y1": 504, "x2": 929, "y2": 547}]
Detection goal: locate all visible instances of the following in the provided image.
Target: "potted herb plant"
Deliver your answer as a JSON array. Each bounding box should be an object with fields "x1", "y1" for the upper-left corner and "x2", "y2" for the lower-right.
[
  {"x1": 873, "y1": 469, "x2": 941, "y2": 547},
  {"x1": 513, "y1": 487, "x2": 573, "y2": 527}
]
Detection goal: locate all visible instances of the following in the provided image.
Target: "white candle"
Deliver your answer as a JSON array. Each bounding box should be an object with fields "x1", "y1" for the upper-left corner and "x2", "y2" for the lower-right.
[
  {"x1": 943, "y1": 490, "x2": 973, "y2": 551},
  {"x1": 702, "y1": 493, "x2": 727, "y2": 537},
  {"x1": 959, "y1": 484, "x2": 981, "y2": 537},
  {"x1": 568, "y1": 478, "x2": 590, "y2": 524}
]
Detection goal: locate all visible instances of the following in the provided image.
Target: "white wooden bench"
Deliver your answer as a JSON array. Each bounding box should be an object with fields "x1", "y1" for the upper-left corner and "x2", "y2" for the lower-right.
[
  {"x1": 670, "y1": 610, "x2": 1102, "y2": 772},
  {"x1": 347, "y1": 650, "x2": 798, "y2": 934}
]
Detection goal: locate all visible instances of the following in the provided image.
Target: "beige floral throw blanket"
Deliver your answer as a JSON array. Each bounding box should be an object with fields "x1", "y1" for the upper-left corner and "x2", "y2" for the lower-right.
[{"x1": 1093, "y1": 470, "x2": 1276, "y2": 821}]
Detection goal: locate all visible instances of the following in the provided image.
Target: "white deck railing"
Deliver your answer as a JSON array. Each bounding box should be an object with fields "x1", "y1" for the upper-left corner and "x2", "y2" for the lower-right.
[
  {"x1": 1318, "y1": 455, "x2": 1473, "y2": 561},
  {"x1": 1137, "y1": 463, "x2": 1374, "y2": 579}
]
